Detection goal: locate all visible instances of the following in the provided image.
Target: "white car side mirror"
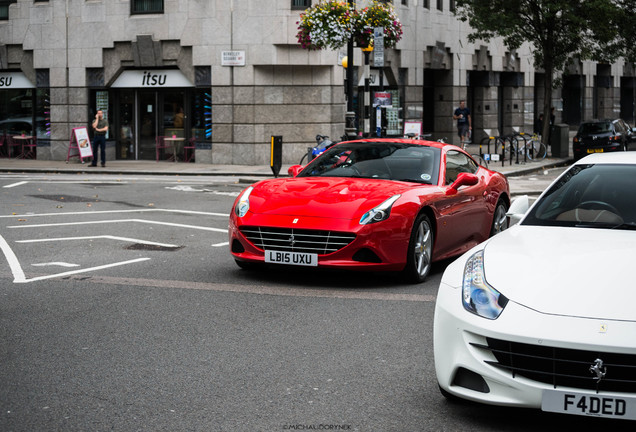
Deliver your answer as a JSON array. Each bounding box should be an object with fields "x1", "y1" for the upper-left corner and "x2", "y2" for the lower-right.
[{"x1": 506, "y1": 195, "x2": 533, "y2": 226}]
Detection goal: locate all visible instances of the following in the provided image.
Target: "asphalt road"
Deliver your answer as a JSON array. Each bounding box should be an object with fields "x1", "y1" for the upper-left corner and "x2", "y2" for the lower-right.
[{"x1": 1, "y1": 172, "x2": 633, "y2": 431}]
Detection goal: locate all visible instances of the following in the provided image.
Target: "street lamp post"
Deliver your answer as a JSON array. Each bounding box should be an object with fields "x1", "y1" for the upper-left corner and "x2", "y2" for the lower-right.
[{"x1": 344, "y1": 0, "x2": 357, "y2": 138}]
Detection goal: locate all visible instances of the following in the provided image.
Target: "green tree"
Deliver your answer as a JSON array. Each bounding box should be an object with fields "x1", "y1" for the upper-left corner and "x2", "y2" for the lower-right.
[
  {"x1": 608, "y1": 0, "x2": 636, "y2": 64},
  {"x1": 455, "y1": 0, "x2": 625, "y2": 140}
]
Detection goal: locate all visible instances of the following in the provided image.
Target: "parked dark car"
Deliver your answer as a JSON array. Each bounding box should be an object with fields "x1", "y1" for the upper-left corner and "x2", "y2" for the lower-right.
[{"x1": 572, "y1": 118, "x2": 635, "y2": 160}]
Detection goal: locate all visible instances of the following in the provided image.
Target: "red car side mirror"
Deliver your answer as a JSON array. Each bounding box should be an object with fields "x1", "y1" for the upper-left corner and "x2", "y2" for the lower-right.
[
  {"x1": 288, "y1": 165, "x2": 303, "y2": 177},
  {"x1": 446, "y1": 172, "x2": 479, "y2": 195}
]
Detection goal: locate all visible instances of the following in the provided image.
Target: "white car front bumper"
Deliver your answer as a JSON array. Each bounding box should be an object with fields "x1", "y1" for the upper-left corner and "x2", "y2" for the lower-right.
[{"x1": 433, "y1": 280, "x2": 636, "y2": 409}]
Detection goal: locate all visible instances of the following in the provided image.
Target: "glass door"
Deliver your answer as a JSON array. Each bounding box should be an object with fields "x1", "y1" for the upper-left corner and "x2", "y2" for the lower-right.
[
  {"x1": 117, "y1": 90, "x2": 135, "y2": 159},
  {"x1": 138, "y1": 91, "x2": 157, "y2": 160},
  {"x1": 162, "y1": 90, "x2": 186, "y2": 138}
]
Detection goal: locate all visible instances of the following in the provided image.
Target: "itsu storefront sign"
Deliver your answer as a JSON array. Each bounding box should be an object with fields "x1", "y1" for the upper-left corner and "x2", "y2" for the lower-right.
[
  {"x1": 111, "y1": 70, "x2": 193, "y2": 88},
  {"x1": 0, "y1": 72, "x2": 35, "y2": 89}
]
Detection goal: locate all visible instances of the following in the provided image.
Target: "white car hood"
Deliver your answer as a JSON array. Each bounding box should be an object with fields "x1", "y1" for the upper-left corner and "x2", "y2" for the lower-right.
[{"x1": 483, "y1": 226, "x2": 636, "y2": 321}]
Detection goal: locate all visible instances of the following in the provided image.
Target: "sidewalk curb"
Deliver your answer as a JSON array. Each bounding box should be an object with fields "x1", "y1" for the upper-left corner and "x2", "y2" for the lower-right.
[{"x1": 0, "y1": 156, "x2": 572, "y2": 181}]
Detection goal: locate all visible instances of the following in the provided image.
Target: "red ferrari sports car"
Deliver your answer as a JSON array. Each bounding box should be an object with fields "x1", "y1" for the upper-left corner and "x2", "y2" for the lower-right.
[{"x1": 229, "y1": 138, "x2": 510, "y2": 283}]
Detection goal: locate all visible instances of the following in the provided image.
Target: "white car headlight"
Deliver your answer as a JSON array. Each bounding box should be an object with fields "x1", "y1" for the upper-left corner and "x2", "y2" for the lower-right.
[
  {"x1": 462, "y1": 250, "x2": 508, "y2": 319},
  {"x1": 359, "y1": 194, "x2": 401, "y2": 225},
  {"x1": 234, "y1": 186, "x2": 253, "y2": 217}
]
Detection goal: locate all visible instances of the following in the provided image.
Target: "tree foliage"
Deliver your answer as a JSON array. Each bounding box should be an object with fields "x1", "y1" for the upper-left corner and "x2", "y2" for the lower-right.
[{"x1": 454, "y1": 0, "x2": 630, "y2": 136}]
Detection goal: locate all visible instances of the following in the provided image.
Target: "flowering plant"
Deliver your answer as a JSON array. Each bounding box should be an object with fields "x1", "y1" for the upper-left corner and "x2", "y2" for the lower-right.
[
  {"x1": 296, "y1": 1, "x2": 402, "y2": 51},
  {"x1": 353, "y1": 1, "x2": 403, "y2": 49},
  {"x1": 296, "y1": 1, "x2": 355, "y2": 50}
]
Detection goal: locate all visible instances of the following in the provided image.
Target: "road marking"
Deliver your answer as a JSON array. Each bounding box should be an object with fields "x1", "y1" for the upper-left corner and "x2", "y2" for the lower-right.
[
  {"x1": 212, "y1": 242, "x2": 229, "y2": 247},
  {"x1": 0, "y1": 208, "x2": 227, "y2": 218},
  {"x1": 16, "y1": 235, "x2": 179, "y2": 248},
  {"x1": 0, "y1": 234, "x2": 26, "y2": 282},
  {"x1": 3, "y1": 181, "x2": 29, "y2": 188},
  {"x1": 8, "y1": 219, "x2": 228, "y2": 233},
  {"x1": 18, "y1": 258, "x2": 151, "y2": 284},
  {"x1": 32, "y1": 262, "x2": 80, "y2": 268},
  {"x1": 59, "y1": 274, "x2": 437, "y2": 303},
  {"x1": 165, "y1": 185, "x2": 240, "y2": 197}
]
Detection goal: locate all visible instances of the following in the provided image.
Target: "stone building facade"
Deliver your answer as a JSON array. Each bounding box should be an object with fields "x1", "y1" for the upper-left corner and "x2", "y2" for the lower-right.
[{"x1": 0, "y1": 0, "x2": 633, "y2": 164}]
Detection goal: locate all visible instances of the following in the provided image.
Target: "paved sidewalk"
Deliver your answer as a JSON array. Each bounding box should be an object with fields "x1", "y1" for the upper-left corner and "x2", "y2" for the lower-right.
[{"x1": 0, "y1": 154, "x2": 571, "y2": 178}]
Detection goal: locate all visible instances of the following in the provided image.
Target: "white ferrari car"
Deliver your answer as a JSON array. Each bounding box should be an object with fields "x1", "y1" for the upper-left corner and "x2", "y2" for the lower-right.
[{"x1": 434, "y1": 152, "x2": 636, "y2": 420}]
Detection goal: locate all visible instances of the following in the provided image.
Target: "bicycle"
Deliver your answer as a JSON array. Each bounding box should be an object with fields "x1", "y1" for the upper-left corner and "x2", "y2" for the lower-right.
[{"x1": 523, "y1": 133, "x2": 547, "y2": 161}]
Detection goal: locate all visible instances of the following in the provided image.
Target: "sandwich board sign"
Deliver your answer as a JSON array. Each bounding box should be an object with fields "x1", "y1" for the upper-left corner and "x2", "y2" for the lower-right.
[{"x1": 66, "y1": 127, "x2": 93, "y2": 163}]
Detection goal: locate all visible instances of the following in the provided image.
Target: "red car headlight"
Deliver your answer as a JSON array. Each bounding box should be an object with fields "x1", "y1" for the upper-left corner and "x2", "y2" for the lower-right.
[
  {"x1": 359, "y1": 194, "x2": 401, "y2": 225},
  {"x1": 234, "y1": 186, "x2": 253, "y2": 217}
]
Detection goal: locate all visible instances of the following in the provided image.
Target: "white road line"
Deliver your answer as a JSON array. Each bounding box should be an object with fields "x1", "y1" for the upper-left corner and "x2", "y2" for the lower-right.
[
  {"x1": 32, "y1": 262, "x2": 80, "y2": 268},
  {"x1": 8, "y1": 218, "x2": 228, "y2": 233},
  {"x1": 21, "y1": 258, "x2": 151, "y2": 284},
  {"x1": 16, "y1": 235, "x2": 179, "y2": 248},
  {"x1": 3, "y1": 181, "x2": 29, "y2": 188},
  {"x1": 212, "y1": 242, "x2": 229, "y2": 247},
  {"x1": 0, "y1": 234, "x2": 26, "y2": 282},
  {"x1": 0, "y1": 208, "x2": 227, "y2": 218},
  {"x1": 0, "y1": 232, "x2": 151, "y2": 283}
]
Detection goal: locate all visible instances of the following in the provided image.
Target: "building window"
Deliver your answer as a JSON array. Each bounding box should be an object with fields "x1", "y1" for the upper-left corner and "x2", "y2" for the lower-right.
[
  {"x1": 402, "y1": 0, "x2": 408, "y2": 5},
  {"x1": 422, "y1": 0, "x2": 430, "y2": 8},
  {"x1": 437, "y1": 0, "x2": 443, "y2": 11},
  {"x1": 131, "y1": 0, "x2": 164, "y2": 15},
  {"x1": 450, "y1": 0, "x2": 455, "y2": 11},
  {"x1": 291, "y1": 0, "x2": 311, "y2": 9},
  {"x1": 0, "y1": 0, "x2": 17, "y2": 20}
]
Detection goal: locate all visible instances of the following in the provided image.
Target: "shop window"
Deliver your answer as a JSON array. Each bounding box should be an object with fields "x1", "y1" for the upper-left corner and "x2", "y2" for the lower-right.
[
  {"x1": 0, "y1": 89, "x2": 31, "y2": 135},
  {"x1": 291, "y1": 0, "x2": 311, "y2": 9},
  {"x1": 35, "y1": 89, "x2": 51, "y2": 141},
  {"x1": 131, "y1": 0, "x2": 164, "y2": 15},
  {"x1": 191, "y1": 89, "x2": 212, "y2": 142}
]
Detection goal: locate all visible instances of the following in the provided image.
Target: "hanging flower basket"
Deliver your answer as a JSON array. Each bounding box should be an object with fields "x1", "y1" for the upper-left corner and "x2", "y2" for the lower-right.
[
  {"x1": 354, "y1": 1, "x2": 403, "y2": 49},
  {"x1": 296, "y1": 1, "x2": 402, "y2": 51},
  {"x1": 296, "y1": 1, "x2": 355, "y2": 50}
]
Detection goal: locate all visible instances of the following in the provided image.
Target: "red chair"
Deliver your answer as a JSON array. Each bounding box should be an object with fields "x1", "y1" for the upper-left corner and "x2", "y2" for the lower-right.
[
  {"x1": 22, "y1": 136, "x2": 37, "y2": 159},
  {"x1": 184, "y1": 137, "x2": 195, "y2": 162},
  {"x1": 6, "y1": 136, "x2": 22, "y2": 158},
  {"x1": 155, "y1": 136, "x2": 170, "y2": 161}
]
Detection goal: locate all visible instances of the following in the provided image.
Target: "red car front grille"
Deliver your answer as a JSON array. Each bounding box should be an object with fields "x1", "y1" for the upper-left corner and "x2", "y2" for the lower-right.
[{"x1": 239, "y1": 226, "x2": 356, "y2": 255}]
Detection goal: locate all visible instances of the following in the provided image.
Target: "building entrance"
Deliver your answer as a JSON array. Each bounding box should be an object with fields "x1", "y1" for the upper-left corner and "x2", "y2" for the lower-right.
[{"x1": 111, "y1": 89, "x2": 186, "y2": 160}]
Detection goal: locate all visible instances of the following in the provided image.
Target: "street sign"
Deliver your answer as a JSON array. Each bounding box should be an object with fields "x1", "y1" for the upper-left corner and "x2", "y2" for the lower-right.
[
  {"x1": 222, "y1": 51, "x2": 246, "y2": 66},
  {"x1": 373, "y1": 27, "x2": 384, "y2": 67}
]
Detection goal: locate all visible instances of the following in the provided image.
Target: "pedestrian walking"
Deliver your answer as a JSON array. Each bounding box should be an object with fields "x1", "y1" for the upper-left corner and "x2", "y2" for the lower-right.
[
  {"x1": 453, "y1": 100, "x2": 471, "y2": 147},
  {"x1": 91, "y1": 109, "x2": 108, "y2": 167}
]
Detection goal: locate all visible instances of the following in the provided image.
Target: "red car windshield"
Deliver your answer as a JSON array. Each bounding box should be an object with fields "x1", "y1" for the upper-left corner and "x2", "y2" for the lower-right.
[{"x1": 298, "y1": 142, "x2": 441, "y2": 185}]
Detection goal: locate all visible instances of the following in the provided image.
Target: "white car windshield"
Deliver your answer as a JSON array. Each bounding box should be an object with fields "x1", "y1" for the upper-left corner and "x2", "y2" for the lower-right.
[
  {"x1": 297, "y1": 142, "x2": 441, "y2": 185},
  {"x1": 522, "y1": 164, "x2": 636, "y2": 230}
]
